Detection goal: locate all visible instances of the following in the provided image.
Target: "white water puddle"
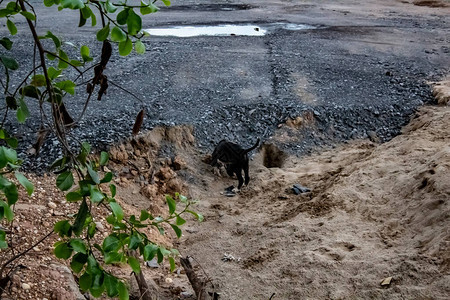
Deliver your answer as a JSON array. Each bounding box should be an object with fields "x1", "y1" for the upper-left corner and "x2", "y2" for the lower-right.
[{"x1": 144, "y1": 23, "x2": 315, "y2": 37}]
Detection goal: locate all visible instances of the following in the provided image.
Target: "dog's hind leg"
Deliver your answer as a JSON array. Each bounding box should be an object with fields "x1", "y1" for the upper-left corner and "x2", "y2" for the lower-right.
[
  {"x1": 236, "y1": 170, "x2": 244, "y2": 191},
  {"x1": 243, "y1": 164, "x2": 250, "y2": 186}
]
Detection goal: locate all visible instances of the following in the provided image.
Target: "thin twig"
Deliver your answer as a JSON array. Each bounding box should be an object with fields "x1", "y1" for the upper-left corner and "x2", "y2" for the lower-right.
[{"x1": 0, "y1": 230, "x2": 53, "y2": 279}]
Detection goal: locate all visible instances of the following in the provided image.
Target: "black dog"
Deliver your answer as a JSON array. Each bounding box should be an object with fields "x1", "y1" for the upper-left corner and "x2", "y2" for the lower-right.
[{"x1": 210, "y1": 138, "x2": 260, "y2": 190}]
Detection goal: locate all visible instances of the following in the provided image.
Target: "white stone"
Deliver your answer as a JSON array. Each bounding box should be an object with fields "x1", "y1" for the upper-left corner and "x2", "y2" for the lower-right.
[
  {"x1": 48, "y1": 202, "x2": 57, "y2": 209},
  {"x1": 21, "y1": 283, "x2": 31, "y2": 290}
]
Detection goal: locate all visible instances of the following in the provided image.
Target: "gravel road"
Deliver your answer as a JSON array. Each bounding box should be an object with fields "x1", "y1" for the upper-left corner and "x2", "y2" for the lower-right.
[{"x1": 1, "y1": 0, "x2": 448, "y2": 171}]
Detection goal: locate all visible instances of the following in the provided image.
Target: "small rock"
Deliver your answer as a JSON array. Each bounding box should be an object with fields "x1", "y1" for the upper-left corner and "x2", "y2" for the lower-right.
[
  {"x1": 47, "y1": 202, "x2": 57, "y2": 209},
  {"x1": 94, "y1": 222, "x2": 105, "y2": 231},
  {"x1": 292, "y1": 184, "x2": 311, "y2": 194},
  {"x1": 180, "y1": 291, "x2": 194, "y2": 299},
  {"x1": 381, "y1": 276, "x2": 393, "y2": 286},
  {"x1": 165, "y1": 277, "x2": 173, "y2": 284},
  {"x1": 21, "y1": 283, "x2": 31, "y2": 290},
  {"x1": 146, "y1": 258, "x2": 160, "y2": 268}
]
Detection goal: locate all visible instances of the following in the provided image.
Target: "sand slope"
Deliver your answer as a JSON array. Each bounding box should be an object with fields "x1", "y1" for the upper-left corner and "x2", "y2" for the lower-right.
[{"x1": 181, "y1": 105, "x2": 449, "y2": 299}]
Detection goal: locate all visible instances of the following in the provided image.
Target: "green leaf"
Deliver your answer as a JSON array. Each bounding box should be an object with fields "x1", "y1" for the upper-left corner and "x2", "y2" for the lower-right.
[
  {"x1": 170, "y1": 224, "x2": 182, "y2": 238},
  {"x1": 127, "y1": 9, "x2": 142, "y2": 35},
  {"x1": 90, "y1": 277, "x2": 105, "y2": 297},
  {"x1": 4, "y1": 182, "x2": 18, "y2": 206},
  {"x1": 44, "y1": 0, "x2": 55, "y2": 7},
  {"x1": 58, "y1": 49, "x2": 69, "y2": 69},
  {"x1": 179, "y1": 194, "x2": 188, "y2": 203},
  {"x1": 117, "y1": 281, "x2": 129, "y2": 300},
  {"x1": 169, "y1": 257, "x2": 176, "y2": 272},
  {"x1": 119, "y1": 38, "x2": 133, "y2": 56},
  {"x1": 87, "y1": 255, "x2": 102, "y2": 275},
  {"x1": 159, "y1": 246, "x2": 171, "y2": 257},
  {"x1": 96, "y1": 23, "x2": 110, "y2": 41},
  {"x1": 140, "y1": 210, "x2": 150, "y2": 221},
  {"x1": 156, "y1": 247, "x2": 164, "y2": 263},
  {"x1": 70, "y1": 238, "x2": 87, "y2": 254},
  {"x1": 105, "y1": 0, "x2": 118, "y2": 13},
  {"x1": 135, "y1": 40, "x2": 146, "y2": 54},
  {"x1": 175, "y1": 215, "x2": 186, "y2": 226},
  {"x1": 47, "y1": 67, "x2": 62, "y2": 80},
  {"x1": 78, "y1": 141, "x2": 90, "y2": 165},
  {"x1": 80, "y1": 45, "x2": 93, "y2": 62},
  {"x1": 55, "y1": 80, "x2": 76, "y2": 95},
  {"x1": 109, "y1": 201, "x2": 124, "y2": 221},
  {"x1": 127, "y1": 256, "x2": 140, "y2": 273},
  {"x1": 110, "y1": 184, "x2": 116, "y2": 197},
  {"x1": 60, "y1": 0, "x2": 85, "y2": 9},
  {"x1": 56, "y1": 171, "x2": 74, "y2": 191},
  {"x1": 166, "y1": 195, "x2": 176, "y2": 214},
  {"x1": 0, "y1": 230, "x2": 7, "y2": 249},
  {"x1": 72, "y1": 199, "x2": 88, "y2": 236},
  {"x1": 0, "y1": 55, "x2": 19, "y2": 70},
  {"x1": 161, "y1": 0, "x2": 171, "y2": 7},
  {"x1": 79, "y1": 9, "x2": 87, "y2": 27},
  {"x1": 102, "y1": 234, "x2": 120, "y2": 252},
  {"x1": 129, "y1": 232, "x2": 142, "y2": 250},
  {"x1": 140, "y1": 1, "x2": 159, "y2": 15},
  {"x1": 20, "y1": 85, "x2": 41, "y2": 99},
  {"x1": 143, "y1": 243, "x2": 158, "y2": 261},
  {"x1": 79, "y1": 272, "x2": 92, "y2": 291},
  {"x1": 6, "y1": 2, "x2": 20, "y2": 12},
  {"x1": 186, "y1": 210, "x2": 204, "y2": 222},
  {"x1": 89, "y1": 186, "x2": 104, "y2": 203},
  {"x1": 87, "y1": 222, "x2": 96, "y2": 238},
  {"x1": 54, "y1": 242, "x2": 73, "y2": 259},
  {"x1": 0, "y1": 146, "x2": 17, "y2": 164},
  {"x1": 0, "y1": 38, "x2": 13, "y2": 50},
  {"x1": 100, "y1": 172, "x2": 113, "y2": 184},
  {"x1": 100, "y1": 151, "x2": 109, "y2": 166},
  {"x1": 0, "y1": 201, "x2": 14, "y2": 221},
  {"x1": 54, "y1": 220, "x2": 71, "y2": 237},
  {"x1": 70, "y1": 252, "x2": 88, "y2": 273},
  {"x1": 87, "y1": 165, "x2": 100, "y2": 184},
  {"x1": 66, "y1": 191, "x2": 83, "y2": 202},
  {"x1": 6, "y1": 137, "x2": 18, "y2": 148},
  {"x1": 43, "y1": 31, "x2": 61, "y2": 49},
  {"x1": 6, "y1": 20, "x2": 17, "y2": 35},
  {"x1": 111, "y1": 26, "x2": 127, "y2": 42},
  {"x1": 116, "y1": 8, "x2": 129, "y2": 25},
  {"x1": 16, "y1": 98, "x2": 30, "y2": 123},
  {"x1": 104, "y1": 251, "x2": 123, "y2": 264},
  {"x1": 20, "y1": 11, "x2": 36, "y2": 21},
  {"x1": 14, "y1": 172, "x2": 34, "y2": 196},
  {"x1": 104, "y1": 274, "x2": 119, "y2": 297},
  {"x1": 31, "y1": 74, "x2": 46, "y2": 87}
]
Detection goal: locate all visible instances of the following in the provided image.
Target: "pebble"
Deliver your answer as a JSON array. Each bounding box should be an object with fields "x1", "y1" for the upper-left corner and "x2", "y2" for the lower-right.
[
  {"x1": 21, "y1": 283, "x2": 31, "y2": 290},
  {"x1": 165, "y1": 277, "x2": 173, "y2": 284},
  {"x1": 95, "y1": 221, "x2": 105, "y2": 231},
  {"x1": 47, "y1": 202, "x2": 57, "y2": 209}
]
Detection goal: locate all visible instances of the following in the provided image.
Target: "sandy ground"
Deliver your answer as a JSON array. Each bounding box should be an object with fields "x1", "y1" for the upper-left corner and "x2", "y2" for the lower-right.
[{"x1": 180, "y1": 103, "x2": 450, "y2": 299}]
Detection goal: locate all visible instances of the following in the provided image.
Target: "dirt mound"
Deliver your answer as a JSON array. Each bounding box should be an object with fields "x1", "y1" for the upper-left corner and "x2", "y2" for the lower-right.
[{"x1": 182, "y1": 105, "x2": 449, "y2": 298}]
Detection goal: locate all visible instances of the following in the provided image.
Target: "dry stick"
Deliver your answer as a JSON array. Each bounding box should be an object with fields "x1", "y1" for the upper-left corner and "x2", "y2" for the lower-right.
[
  {"x1": 0, "y1": 230, "x2": 53, "y2": 280},
  {"x1": 180, "y1": 256, "x2": 209, "y2": 300},
  {"x1": 129, "y1": 250, "x2": 154, "y2": 300}
]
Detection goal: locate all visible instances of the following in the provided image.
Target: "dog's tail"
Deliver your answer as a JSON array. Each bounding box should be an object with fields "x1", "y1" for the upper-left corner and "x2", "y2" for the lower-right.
[{"x1": 243, "y1": 138, "x2": 260, "y2": 154}]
